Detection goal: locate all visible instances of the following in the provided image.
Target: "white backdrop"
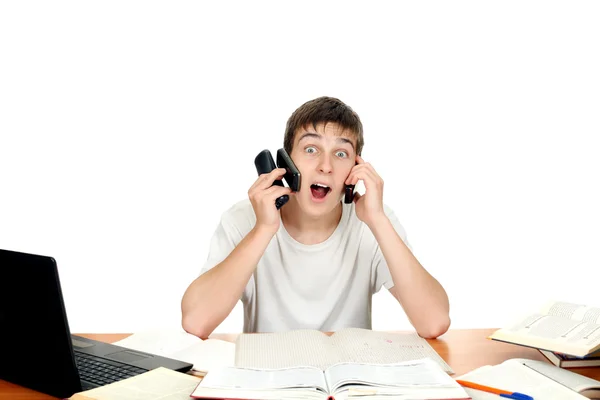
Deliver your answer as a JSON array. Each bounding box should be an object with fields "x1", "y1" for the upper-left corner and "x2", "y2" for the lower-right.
[{"x1": 1, "y1": 1, "x2": 599, "y2": 334}]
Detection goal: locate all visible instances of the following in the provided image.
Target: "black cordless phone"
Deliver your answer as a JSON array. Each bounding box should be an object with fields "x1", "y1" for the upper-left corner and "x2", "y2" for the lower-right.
[
  {"x1": 254, "y1": 148, "x2": 302, "y2": 209},
  {"x1": 344, "y1": 184, "x2": 355, "y2": 204},
  {"x1": 254, "y1": 149, "x2": 289, "y2": 209},
  {"x1": 344, "y1": 161, "x2": 358, "y2": 204},
  {"x1": 276, "y1": 148, "x2": 301, "y2": 192}
]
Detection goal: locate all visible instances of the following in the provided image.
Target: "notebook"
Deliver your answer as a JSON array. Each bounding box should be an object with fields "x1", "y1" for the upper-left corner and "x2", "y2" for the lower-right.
[
  {"x1": 0, "y1": 248, "x2": 193, "y2": 399},
  {"x1": 235, "y1": 327, "x2": 453, "y2": 373}
]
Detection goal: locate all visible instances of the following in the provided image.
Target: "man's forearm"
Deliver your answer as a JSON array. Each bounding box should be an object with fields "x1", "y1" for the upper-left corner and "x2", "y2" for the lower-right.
[
  {"x1": 368, "y1": 216, "x2": 450, "y2": 339},
  {"x1": 181, "y1": 226, "x2": 274, "y2": 338}
]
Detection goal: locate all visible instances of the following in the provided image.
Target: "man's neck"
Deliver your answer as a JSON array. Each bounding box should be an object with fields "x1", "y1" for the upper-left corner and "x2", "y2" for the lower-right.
[{"x1": 280, "y1": 198, "x2": 343, "y2": 245}]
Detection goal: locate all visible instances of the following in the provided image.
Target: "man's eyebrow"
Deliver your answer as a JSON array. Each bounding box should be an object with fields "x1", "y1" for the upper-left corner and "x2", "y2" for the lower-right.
[
  {"x1": 298, "y1": 132, "x2": 355, "y2": 151},
  {"x1": 336, "y1": 136, "x2": 355, "y2": 151},
  {"x1": 297, "y1": 132, "x2": 321, "y2": 143}
]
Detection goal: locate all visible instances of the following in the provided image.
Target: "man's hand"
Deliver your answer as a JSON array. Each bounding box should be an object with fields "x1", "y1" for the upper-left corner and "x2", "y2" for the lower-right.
[
  {"x1": 248, "y1": 168, "x2": 291, "y2": 235},
  {"x1": 345, "y1": 155, "x2": 386, "y2": 227}
]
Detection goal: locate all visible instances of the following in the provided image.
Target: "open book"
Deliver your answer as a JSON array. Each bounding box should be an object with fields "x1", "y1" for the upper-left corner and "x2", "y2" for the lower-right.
[
  {"x1": 235, "y1": 327, "x2": 453, "y2": 374},
  {"x1": 112, "y1": 329, "x2": 235, "y2": 373},
  {"x1": 191, "y1": 358, "x2": 470, "y2": 400},
  {"x1": 489, "y1": 301, "x2": 600, "y2": 357},
  {"x1": 456, "y1": 358, "x2": 600, "y2": 399}
]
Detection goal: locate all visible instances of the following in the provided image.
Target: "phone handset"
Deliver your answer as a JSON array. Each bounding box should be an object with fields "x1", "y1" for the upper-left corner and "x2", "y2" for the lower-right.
[
  {"x1": 344, "y1": 185, "x2": 355, "y2": 204},
  {"x1": 254, "y1": 149, "x2": 289, "y2": 209},
  {"x1": 344, "y1": 161, "x2": 358, "y2": 204}
]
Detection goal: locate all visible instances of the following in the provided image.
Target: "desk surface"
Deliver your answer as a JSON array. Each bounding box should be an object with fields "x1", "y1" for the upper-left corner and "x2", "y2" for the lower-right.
[{"x1": 1, "y1": 328, "x2": 599, "y2": 399}]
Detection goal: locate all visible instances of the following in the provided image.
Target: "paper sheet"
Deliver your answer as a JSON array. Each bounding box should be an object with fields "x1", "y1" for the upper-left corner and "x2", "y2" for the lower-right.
[
  {"x1": 70, "y1": 367, "x2": 201, "y2": 400},
  {"x1": 113, "y1": 329, "x2": 202, "y2": 356},
  {"x1": 113, "y1": 329, "x2": 235, "y2": 372},
  {"x1": 456, "y1": 360, "x2": 588, "y2": 400},
  {"x1": 235, "y1": 328, "x2": 453, "y2": 373},
  {"x1": 168, "y1": 338, "x2": 236, "y2": 372}
]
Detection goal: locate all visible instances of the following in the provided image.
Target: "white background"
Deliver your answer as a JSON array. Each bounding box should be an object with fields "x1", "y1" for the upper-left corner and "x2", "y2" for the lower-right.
[{"x1": 1, "y1": 1, "x2": 599, "y2": 334}]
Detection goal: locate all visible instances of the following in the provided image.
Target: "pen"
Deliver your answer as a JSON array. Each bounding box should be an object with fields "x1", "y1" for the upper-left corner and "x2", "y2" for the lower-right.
[{"x1": 456, "y1": 379, "x2": 534, "y2": 400}]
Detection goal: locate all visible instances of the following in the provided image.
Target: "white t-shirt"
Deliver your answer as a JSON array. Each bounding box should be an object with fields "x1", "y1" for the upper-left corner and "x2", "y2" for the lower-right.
[{"x1": 200, "y1": 199, "x2": 410, "y2": 333}]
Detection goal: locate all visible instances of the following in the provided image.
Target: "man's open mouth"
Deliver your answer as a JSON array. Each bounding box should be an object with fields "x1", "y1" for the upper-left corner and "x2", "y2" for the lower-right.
[{"x1": 310, "y1": 183, "x2": 331, "y2": 199}]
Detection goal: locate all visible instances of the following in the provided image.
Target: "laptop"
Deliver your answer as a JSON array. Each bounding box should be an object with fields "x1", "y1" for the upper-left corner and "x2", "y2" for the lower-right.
[{"x1": 0, "y1": 249, "x2": 193, "y2": 398}]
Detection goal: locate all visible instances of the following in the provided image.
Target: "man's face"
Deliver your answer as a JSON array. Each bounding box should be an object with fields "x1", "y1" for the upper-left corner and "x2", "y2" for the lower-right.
[{"x1": 289, "y1": 122, "x2": 357, "y2": 217}]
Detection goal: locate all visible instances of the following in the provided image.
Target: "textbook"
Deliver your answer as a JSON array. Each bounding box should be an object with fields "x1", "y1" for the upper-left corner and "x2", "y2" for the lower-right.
[
  {"x1": 456, "y1": 358, "x2": 600, "y2": 399},
  {"x1": 488, "y1": 301, "x2": 600, "y2": 357},
  {"x1": 190, "y1": 358, "x2": 470, "y2": 400},
  {"x1": 540, "y1": 349, "x2": 600, "y2": 368}
]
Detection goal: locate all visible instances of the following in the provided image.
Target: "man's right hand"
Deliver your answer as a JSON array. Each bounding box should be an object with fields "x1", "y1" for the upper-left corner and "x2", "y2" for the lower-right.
[{"x1": 248, "y1": 167, "x2": 291, "y2": 235}]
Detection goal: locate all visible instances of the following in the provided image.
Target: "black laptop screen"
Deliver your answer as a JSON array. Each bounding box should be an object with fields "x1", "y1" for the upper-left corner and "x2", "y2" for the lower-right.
[{"x1": 0, "y1": 249, "x2": 82, "y2": 398}]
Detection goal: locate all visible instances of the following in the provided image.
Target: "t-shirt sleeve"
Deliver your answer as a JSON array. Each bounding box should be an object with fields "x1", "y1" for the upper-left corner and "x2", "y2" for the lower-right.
[
  {"x1": 371, "y1": 205, "x2": 412, "y2": 293},
  {"x1": 200, "y1": 215, "x2": 239, "y2": 274},
  {"x1": 200, "y1": 210, "x2": 255, "y2": 302}
]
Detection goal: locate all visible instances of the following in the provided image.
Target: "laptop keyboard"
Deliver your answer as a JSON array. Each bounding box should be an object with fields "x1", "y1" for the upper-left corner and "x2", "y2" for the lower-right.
[{"x1": 74, "y1": 351, "x2": 148, "y2": 387}]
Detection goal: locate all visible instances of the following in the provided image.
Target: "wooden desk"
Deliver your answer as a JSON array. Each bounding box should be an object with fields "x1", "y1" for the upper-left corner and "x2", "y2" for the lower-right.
[{"x1": 1, "y1": 328, "x2": 599, "y2": 399}]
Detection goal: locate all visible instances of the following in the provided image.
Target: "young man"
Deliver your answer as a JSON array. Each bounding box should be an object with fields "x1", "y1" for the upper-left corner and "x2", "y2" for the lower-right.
[{"x1": 181, "y1": 97, "x2": 450, "y2": 339}]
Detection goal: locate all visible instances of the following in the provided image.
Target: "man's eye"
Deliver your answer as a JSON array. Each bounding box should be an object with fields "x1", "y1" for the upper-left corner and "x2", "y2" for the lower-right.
[
  {"x1": 305, "y1": 147, "x2": 317, "y2": 154},
  {"x1": 336, "y1": 151, "x2": 348, "y2": 158}
]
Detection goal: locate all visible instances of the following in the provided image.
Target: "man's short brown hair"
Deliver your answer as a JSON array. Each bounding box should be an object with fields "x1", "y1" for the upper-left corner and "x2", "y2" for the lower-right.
[{"x1": 283, "y1": 96, "x2": 364, "y2": 155}]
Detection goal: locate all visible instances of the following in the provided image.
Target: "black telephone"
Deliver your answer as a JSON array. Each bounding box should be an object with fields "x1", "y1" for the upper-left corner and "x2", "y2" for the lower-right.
[
  {"x1": 276, "y1": 148, "x2": 301, "y2": 192},
  {"x1": 344, "y1": 161, "x2": 358, "y2": 204},
  {"x1": 254, "y1": 148, "x2": 301, "y2": 209},
  {"x1": 344, "y1": 184, "x2": 355, "y2": 204}
]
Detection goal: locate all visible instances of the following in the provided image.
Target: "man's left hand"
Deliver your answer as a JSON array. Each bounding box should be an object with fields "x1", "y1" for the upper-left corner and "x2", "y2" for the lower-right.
[{"x1": 345, "y1": 155, "x2": 387, "y2": 227}]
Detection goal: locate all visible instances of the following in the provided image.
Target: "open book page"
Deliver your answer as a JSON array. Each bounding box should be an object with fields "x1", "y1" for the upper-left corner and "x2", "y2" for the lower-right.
[
  {"x1": 456, "y1": 360, "x2": 588, "y2": 400},
  {"x1": 235, "y1": 328, "x2": 451, "y2": 373},
  {"x1": 514, "y1": 358, "x2": 600, "y2": 397},
  {"x1": 199, "y1": 365, "x2": 327, "y2": 391},
  {"x1": 324, "y1": 358, "x2": 467, "y2": 399},
  {"x1": 70, "y1": 367, "x2": 201, "y2": 400},
  {"x1": 190, "y1": 387, "x2": 324, "y2": 400},
  {"x1": 190, "y1": 365, "x2": 328, "y2": 400},
  {"x1": 329, "y1": 328, "x2": 453, "y2": 373},
  {"x1": 540, "y1": 301, "x2": 600, "y2": 324},
  {"x1": 235, "y1": 329, "x2": 335, "y2": 370},
  {"x1": 113, "y1": 329, "x2": 235, "y2": 372},
  {"x1": 490, "y1": 312, "x2": 600, "y2": 357}
]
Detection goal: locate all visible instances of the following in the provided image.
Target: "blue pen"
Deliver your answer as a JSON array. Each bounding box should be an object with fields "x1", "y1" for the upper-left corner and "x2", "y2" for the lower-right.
[{"x1": 500, "y1": 393, "x2": 534, "y2": 400}]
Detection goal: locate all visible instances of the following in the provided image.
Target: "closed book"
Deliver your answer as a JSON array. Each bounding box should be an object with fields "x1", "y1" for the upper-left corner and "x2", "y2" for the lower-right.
[{"x1": 540, "y1": 349, "x2": 600, "y2": 368}]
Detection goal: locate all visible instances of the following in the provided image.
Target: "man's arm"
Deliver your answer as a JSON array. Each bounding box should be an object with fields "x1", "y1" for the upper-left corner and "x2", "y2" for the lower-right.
[
  {"x1": 345, "y1": 155, "x2": 450, "y2": 339},
  {"x1": 181, "y1": 225, "x2": 274, "y2": 339},
  {"x1": 182, "y1": 167, "x2": 290, "y2": 339},
  {"x1": 369, "y1": 215, "x2": 450, "y2": 339}
]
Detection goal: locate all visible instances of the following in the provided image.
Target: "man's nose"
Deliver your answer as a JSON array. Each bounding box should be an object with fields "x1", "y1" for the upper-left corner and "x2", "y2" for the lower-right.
[{"x1": 318, "y1": 155, "x2": 333, "y2": 174}]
